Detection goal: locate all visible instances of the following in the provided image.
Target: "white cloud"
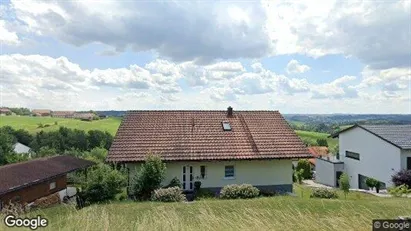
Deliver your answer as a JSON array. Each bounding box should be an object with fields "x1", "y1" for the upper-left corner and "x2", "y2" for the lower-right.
[
  {"x1": 310, "y1": 75, "x2": 359, "y2": 99},
  {"x1": 0, "y1": 20, "x2": 19, "y2": 45},
  {"x1": 286, "y1": 60, "x2": 310, "y2": 74}
]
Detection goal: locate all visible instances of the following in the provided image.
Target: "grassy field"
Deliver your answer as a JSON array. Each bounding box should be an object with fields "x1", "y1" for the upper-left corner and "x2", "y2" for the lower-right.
[
  {"x1": 0, "y1": 116, "x2": 122, "y2": 136},
  {"x1": 1, "y1": 185, "x2": 410, "y2": 231},
  {"x1": 295, "y1": 130, "x2": 338, "y2": 148}
]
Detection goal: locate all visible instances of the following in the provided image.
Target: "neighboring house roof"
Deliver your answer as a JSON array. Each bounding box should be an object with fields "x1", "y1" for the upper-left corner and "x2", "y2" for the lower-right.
[
  {"x1": 13, "y1": 142, "x2": 31, "y2": 154},
  {"x1": 308, "y1": 146, "x2": 329, "y2": 165},
  {"x1": 0, "y1": 155, "x2": 95, "y2": 196},
  {"x1": 73, "y1": 112, "x2": 95, "y2": 119},
  {"x1": 107, "y1": 109, "x2": 312, "y2": 162},
  {"x1": 0, "y1": 108, "x2": 11, "y2": 113},
  {"x1": 52, "y1": 111, "x2": 75, "y2": 116},
  {"x1": 32, "y1": 109, "x2": 51, "y2": 114},
  {"x1": 331, "y1": 124, "x2": 411, "y2": 150}
]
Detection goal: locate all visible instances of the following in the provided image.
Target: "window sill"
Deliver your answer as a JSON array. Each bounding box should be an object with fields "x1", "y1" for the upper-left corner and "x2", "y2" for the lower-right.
[{"x1": 223, "y1": 177, "x2": 235, "y2": 180}]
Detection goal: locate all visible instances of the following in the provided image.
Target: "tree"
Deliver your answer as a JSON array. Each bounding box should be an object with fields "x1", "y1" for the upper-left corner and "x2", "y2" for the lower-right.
[
  {"x1": 84, "y1": 147, "x2": 108, "y2": 163},
  {"x1": 131, "y1": 153, "x2": 166, "y2": 200},
  {"x1": 296, "y1": 159, "x2": 312, "y2": 179},
  {"x1": 294, "y1": 169, "x2": 304, "y2": 184},
  {"x1": 339, "y1": 173, "x2": 350, "y2": 198},
  {"x1": 0, "y1": 132, "x2": 16, "y2": 165},
  {"x1": 34, "y1": 146, "x2": 57, "y2": 158},
  {"x1": 13, "y1": 129, "x2": 33, "y2": 146},
  {"x1": 316, "y1": 138, "x2": 328, "y2": 147},
  {"x1": 391, "y1": 170, "x2": 411, "y2": 188},
  {"x1": 80, "y1": 164, "x2": 127, "y2": 204}
]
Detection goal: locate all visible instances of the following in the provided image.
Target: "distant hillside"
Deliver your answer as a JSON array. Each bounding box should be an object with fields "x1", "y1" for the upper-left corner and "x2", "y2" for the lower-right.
[
  {"x1": 0, "y1": 116, "x2": 122, "y2": 135},
  {"x1": 283, "y1": 114, "x2": 411, "y2": 125}
]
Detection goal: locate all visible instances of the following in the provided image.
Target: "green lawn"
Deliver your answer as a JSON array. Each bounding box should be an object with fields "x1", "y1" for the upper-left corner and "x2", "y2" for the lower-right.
[
  {"x1": 1, "y1": 185, "x2": 410, "y2": 231},
  {"x1": 0, "y1": 116, "x2": 122, "y2": 136},
  {"x1": 295, "y1": 130, "x2": 338, "y2": 148}
]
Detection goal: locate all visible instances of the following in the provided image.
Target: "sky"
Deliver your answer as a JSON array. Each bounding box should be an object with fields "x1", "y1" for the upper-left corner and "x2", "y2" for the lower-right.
[{"x1": 0, "y1": 0, "x2": 410, "y2": 114}]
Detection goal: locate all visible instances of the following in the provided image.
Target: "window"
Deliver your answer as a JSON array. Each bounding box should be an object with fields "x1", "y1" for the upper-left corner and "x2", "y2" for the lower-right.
[
  {"x1": 49, "y1": 182, "x2": 56, "y2": 190},
  {"x1": 224, "y1": 165, "x2": 235, "y2": 178},
  {"x1": 200, "y1": 166, "x2": 206, "y2": 179},
  {"x1": 346, "y1": 151, "x2": 360, "y2": 160},
  {"x1": 222, "y1": 121, "x2": 232, "y2": 131}
]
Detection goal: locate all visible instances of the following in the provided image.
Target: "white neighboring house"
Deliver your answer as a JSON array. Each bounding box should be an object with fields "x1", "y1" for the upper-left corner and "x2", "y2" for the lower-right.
[
  {"x1": 13, "y1": 142, "x2": 31, "y2": 154},
  {"x1": 316, "y1": 124, "x2": 411, "y2": 189}
]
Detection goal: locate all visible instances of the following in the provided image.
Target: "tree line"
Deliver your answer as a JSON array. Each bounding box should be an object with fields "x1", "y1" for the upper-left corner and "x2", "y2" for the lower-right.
[{"x1": 0, "y1": 126, "x2": 113, "y2": 165}]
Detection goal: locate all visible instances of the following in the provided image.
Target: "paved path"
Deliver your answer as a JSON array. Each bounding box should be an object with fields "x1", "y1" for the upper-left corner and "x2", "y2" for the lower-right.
[{"x1": 302, "y1": 180, "x2": 332, "y2": 189}]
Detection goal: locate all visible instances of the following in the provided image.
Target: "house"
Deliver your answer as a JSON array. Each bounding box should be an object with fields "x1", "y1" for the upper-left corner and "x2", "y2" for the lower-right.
[
  {"x1": 107, "y1": 107, "x2": 312, "y2": 194},
  {"x1": 73, "y1": 112, "x2": 95, "y2": 121},
  {"x1": 0, "y1": 107, "x2": 11, "y2": 115},
  {"x1": 13, "y1": 142, "x2": 31, "y2": 154},
  {"x1": 307, "y1": 146, "x2": 329, "y2": 170},
  {"x1": 52, "y1": 111, "x2": 75, "y2": 118},
  {"x1": 316, "y1": 124, "x2": 411, "y2": 189},
  {"x1": 32, "y1": 109, "x2": 51, "y2": 117},
  {"x1": 0, "y1": 155, "x2": 94, "y2": 208}
]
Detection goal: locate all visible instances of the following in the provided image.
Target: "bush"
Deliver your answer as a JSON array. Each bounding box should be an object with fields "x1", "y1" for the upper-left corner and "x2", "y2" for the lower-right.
[
  {"x1": 294, "y1": 169, "x2": 304, "y2": 184},
  {"x1": 259, "y1": 190, "x2": 279, "y2": 197},
  {"x1": 81, "y1": 164, "x2": 127, "y2": 204},
  {"x1": 310, "y1": 188, "x2": 339, "y2": 199},
  {"x1": 194, "y1": 181, "x2": 201, "y2": 191},
  {"x1": 131, "y1": 153, "x2": 166, "y2": 200},
  {"x1": 220, "y1": 184, "x2": 260, "y2": 199},
  {"x1": 365, "y1": 178, "x2": 378, "y2": 189},
  {"x1": 316, "y1": 138, "x2": 328, "y2": 147},
  {"x1": 151, "y1": 187, "x2": 185, "y2": 202},
  {"x1": 388, "y1": 184, "x2": 411, "y2": 197},
  {"x1": 392, "y1": 170, "x2": 411, "y2": 188},
  {"x1": 165, "y1": 177, "x2": 182, "y2": 188},
  {"x1": 195, "y1": 189, "x2": 215, "y2": 199},
  {"x1": 296, "y1": 159, "x2": 312, "y2": 179},
  {"x1": 339, "y1": 173, "x2": 350, "y2": 198}
]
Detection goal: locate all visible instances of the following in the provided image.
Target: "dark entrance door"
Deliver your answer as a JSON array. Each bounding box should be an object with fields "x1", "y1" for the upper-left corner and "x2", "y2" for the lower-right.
[
  {"x1": 407, "y1": 157, "x2": 411, "y2": 170},
  {"x1": 336, "y1": 171, "x2": 343, "y2": 187}
]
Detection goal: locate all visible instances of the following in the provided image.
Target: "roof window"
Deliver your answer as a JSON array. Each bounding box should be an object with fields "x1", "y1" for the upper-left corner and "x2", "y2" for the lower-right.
[{"x1": 222, "y1": 121, "x2": 232, "y2": 131}]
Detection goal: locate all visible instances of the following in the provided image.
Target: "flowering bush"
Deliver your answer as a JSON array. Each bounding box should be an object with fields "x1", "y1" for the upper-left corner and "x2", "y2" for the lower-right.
[{"x1": 220, "y1": 184, "x2": 260, "y2": 199}]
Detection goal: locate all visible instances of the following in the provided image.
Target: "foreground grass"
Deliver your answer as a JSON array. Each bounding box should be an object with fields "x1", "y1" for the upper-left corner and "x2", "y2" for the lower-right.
[
  {"x1": 295, "y1": 130, "x2": 337, "y2": 147},
  {"x1": 0, "y1": 116, "x2": 122, "y2": 135},
  {"x1": 1, "y1": 189, "x2": 410, "y2": 231}
]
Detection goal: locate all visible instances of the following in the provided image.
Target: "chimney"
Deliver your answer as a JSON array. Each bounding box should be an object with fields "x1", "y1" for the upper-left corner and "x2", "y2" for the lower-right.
[{"x1": 227, "y1": 106, "x2": 233, "y2": 117}]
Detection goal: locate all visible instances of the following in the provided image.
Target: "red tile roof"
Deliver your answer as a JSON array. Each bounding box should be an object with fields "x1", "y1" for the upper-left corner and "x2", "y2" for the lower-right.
[
  {"x1": 308, "y1": 146, "x2": 329, "y2": 165},
  {"x1": 0, "y1": 156, "x2": 95, "y2": 195},
  {"x1": 107, "y1": 110, "x2": 312, "y2": 162}
]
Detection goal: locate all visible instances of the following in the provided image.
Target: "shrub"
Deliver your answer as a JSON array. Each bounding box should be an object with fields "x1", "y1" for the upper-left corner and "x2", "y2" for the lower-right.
[
  {"x1": 388, "y1": 184, "x2": 411, "y2": 197},
  {"x1": 316, "y1": 138, "x2": 328, "y2": 147},
  {"x1": 151, "y1": 187, "x2": 185, "y2": 202},
  {"x1": 392, "y1": 170, "x2": 411, "y2": 188},
  {"x1": 310, "y1": 188, "x2": 339, "y2": 199},
  {"x1": 294, "y1": 169, "x2": 304, "y2": 184},
  {"x1": 259, "y1": 190, "x2": 279, "y2": 197},
  {"x1": 365, "y1": 178, "x2": 378, "y2": 189},
  {"x1": 194, "y1": 181, "x2": 202, "y2": 191},
  {"x1": 220, "y1": 184, "x2": 260, "y2": 199},
  {"x1": 165, "y1": 177, "x2": 182, "y2": 188},
  {"x1": 37, "y1": 123, "x2": 44, "y2": 128},
  {"x1": 296, "y1": 159, "x2": 312, "y2": 179},
  {"x1": 196, "y1": 189, "x2": 215, "y2": 199},
  {"x1": 81, "y1": 164, "x2": 127, "y2": 204},
  {"x1": 339, "y1": 173, "x2": 350, "y2": 198},
  {"x1": 44, "y1": 124, "x2": 50, "y2": 127},
  {"x1": 131, "y1": 153, "x2": 166, "y2": 200}
]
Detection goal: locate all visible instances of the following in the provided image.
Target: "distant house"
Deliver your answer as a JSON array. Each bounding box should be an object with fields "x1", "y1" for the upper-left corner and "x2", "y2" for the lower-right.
[
  {"x1": 52, "y1": 111, "x2": 75, "y2": 118},
  {"x1": 308, "y1": 146, "x2": 329, "y2": 170},
  {"x1": 0, "y1": 155, "x2": 95, "y2": 208},
  {"x1": 316, "y1": 124, "x2": 411, "y2": 189},
  {"x1": 0, "y1": 108, "x2": 11, "y2": 115},
  {"x1": 107, "y1": 107, "x2": 312, "y2": 195},
  {"x1": 32, "y1": 109, "x2": 51, "y2": 117},
  {"x1": 13, "y1": 142, "x2": 31, "y2": 154},
  {"x1": 73, "y1": 112, "x2": 95, "y2": 121}
]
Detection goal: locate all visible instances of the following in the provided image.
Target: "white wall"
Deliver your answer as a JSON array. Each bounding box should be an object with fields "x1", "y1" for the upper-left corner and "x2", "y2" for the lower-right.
[
  {"x1": 127, "y1": 159, "x2": 292, "y2": 188},
  {"x1": 339, "y1": 127, "x2": 402, "y2": 188},
  {"x1": 315, "y1": 158, "x2": 344, "y2": 187},
  {"x1": 401, "y1": 150, "x2": 411, "y2": 170}
]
